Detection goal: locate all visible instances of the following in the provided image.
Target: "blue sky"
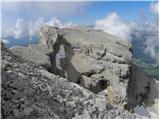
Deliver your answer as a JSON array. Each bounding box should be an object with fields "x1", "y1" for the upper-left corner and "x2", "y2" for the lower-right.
[
  {"x1": 1, "y1": 0, "x2": 158, "y2": 41},
  {"x1": 1, "y1": 0, "x2": 158, "y2": 42},
  {"x1": 1, "y1": 1, "x2": 157, "y2": 25},
  {"x1": 68, "y1": 1, "x2": 154, "y2": 24}
]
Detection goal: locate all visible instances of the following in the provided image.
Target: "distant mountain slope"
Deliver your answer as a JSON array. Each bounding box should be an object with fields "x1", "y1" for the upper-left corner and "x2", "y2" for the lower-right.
[
  {"x1": 131, "y1": 32, "x2": 159, "y2": 80},
  {"x1": 3, "y1": 36, "x2": 39, "y2": 48}
]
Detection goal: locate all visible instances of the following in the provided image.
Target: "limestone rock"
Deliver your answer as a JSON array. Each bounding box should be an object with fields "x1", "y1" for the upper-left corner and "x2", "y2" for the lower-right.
[
  {"x1": 37, "y1": 26, "x2": 132, "y2": 105},
  {"x1": 10, "y1": 45, "x2": 52, "y2": 70},
  {"x1": 4, "y1": 26, "x2": 158, "y2": 118},
  {"x1": 128, "y1": 63, "x2": 159, "y2": 118},
  {"x1": 1, "y1": 46, "x2": 140, "y2": 119},
  {"x1": 39, "y1": 26, "x2": 58, "y2": 50}
]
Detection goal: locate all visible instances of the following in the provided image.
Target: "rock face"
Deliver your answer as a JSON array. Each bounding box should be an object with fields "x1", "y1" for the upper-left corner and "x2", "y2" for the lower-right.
[
  {"x1": 1, "y1": 42, "x2": 141, "y2": 119},
  {"x1": 10, "y1": 45, "x2": 52, "y2": 71},
  {"x1": 2, "y1": 26, "x2": 159, "y2": 118},
  {"x1": 127, "y1": 63, "x2": 159, "y2": 118},
  {"x1": 38, "y1": 26, "x2": 133, "y2": 105}
]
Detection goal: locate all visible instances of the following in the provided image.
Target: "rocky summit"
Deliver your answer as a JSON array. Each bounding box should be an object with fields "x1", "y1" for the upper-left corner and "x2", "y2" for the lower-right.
[{"x1": 1, "y1": 26, "x2": 159, "y2": 119}]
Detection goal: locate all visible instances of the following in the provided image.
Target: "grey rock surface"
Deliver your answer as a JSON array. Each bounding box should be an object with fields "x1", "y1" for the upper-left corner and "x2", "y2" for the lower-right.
[
  {"x1": 38, "y1": 26, "x2": 133, "y2": 105},
  {"x1": 1, "y1": 42, "x2": 141, "y2": 119},
  {"x1": 2, "y1": 26, "x2": 159, "y2": 118},
  {"x1": 10, "y1": 26, "x2": 133, "y2": 105},
  {"x1": 128, "y1": 63, "x2": 159, "y2": 118},
  {"x1": 10, "y1": 44, "x2": 51, "y2": 70}
]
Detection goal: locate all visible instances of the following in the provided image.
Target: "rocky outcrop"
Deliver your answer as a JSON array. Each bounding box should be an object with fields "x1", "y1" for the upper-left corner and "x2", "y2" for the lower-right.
[
  {"x1": 127, "y1": 63, "x2": 159, "y2": 118},
  {"x1": 1, "y1": 41, "x2": 141, "y2": 119},
  {"x1": 38, "y1": 26, "x2": 133, "y2": 105},
  {"x1": 10, "y1": 26, "x2": 133, "y2": 106},
  {"x1": 2, "y1": 26, "x2": 159, "y2": 118}
]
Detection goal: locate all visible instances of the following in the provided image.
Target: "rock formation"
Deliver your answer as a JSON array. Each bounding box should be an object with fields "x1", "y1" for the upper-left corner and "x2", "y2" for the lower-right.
[
  {"x1": 128, "y1": 63, "x2": 159, "y2": 118},
  {"x1": 1, "y1": 26, "x2": 159, "y2": 118},
  {"x1": 11, "y1": 26, "x2": 133, "y2": 104}
]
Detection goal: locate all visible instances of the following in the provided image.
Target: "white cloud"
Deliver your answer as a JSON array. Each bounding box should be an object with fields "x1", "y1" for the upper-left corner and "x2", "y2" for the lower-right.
[
  {"x1": 2, "y1": 17, "x2": 77, "y2": 40},
  {"x1": 95, "y1": 12, "x2": 133, "y2": 40},
  {"x1": 45, "y1": 17, "x2": 77, "y2": 28},
  {"x1": 13, "y1": 18, "x2": 26, "y2": 39},
  {"x1": 1, "y1": 1, "x2": 88, "y2": 26},
  {"x1": 132, "y1": 13, "x2": 159, "y2": 62},
  {"x1": 46, "y1": 17, "x2": 62, "y2": 27},
  {"x1": 139, "y1": 23, "x2": 158, "y2": 62},
  {"x1": 144, "y1": 39, "x2": 158, "y2": 62},
  {"x1": 95, "y1": 10, "x2": 158, "y2": 62},
  {"x1": 150, "y1": 2, "x2": 159, "y2": 15},
  {"x1": 2, "y1": 18, "x2": 28, "y2": 39},
  {"x1": 142, "y1": 2, "x2": 159, "y2": 62},
  {"x1": 1, "y1": 1, "x2": 87, "y2": 40}
]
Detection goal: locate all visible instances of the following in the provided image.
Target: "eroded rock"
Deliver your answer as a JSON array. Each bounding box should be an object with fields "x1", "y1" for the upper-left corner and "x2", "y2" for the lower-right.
[
  {"x1": 36, "y1": 26, "x2": 132, "y2": 105},
  {"x1": 5, "y1": 26, "x2": 159, "y2": 118},
  {"x1": 1, "y1": 46, "x2": 142, "y2": 118},
  {"x1": 127, "y1": 63, "x2": 159, "y2": 118}
]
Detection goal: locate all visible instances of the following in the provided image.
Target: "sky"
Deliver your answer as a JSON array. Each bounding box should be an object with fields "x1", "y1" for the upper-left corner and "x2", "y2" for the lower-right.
[
  {"x1": 1, "y1": 1, "x2": 157, "y2": 25},
  {"x1": 0, "y1": 0, "x2": 159, "y2": 62}
]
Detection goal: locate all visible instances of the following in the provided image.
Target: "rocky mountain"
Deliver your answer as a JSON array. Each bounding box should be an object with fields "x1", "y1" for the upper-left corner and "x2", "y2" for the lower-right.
[{"x1": 1, "y1": 26, "x2": 159, "y2": 118}]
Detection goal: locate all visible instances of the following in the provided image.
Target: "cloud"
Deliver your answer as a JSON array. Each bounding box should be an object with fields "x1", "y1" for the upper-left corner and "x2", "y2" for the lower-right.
[
  {"x1": 95, "y1": 10, "x2": 158, "y2": 62},
  {"x1": 2, "y1": 17, "x2": 77, "y2": 40},
  {"x1": 143, "y1": 2, "x2": 159, "y2": 62},
  {"x1": 1, "y1": 1, "x2": 87, "y2": 40},
  {"x1": 13, "y1": 18, "x2": 27, "y2": 39},
  {"x1": 46, "y1": 17, "x2": 62, "y2": 27},
  {"x1": 131, "y1": 2, "x2": 159, "y2": 63},
  {"x1": 137, "y1": 23, "x2": 158, "y2": 62},
  {"x1": 1, "y1": 1, "x2": 89, "y2": 26},
  {"x1": 2, "y1": 18, "x2": 28, "y2": 39},
  {"x1": 144, "y1": 36, "x2": 159, "y2": 61},
  {"x1": 95, "y1": 12, "x2": 134, "y2": 40},
  {"x1": 133, "y1": 22, "x2": 159, "y2": 62},
  {"x1": 150, "y1": 2, "x2": 159, "y2": 15},
  {"x1": 45, "y1": 17, "x2": 77, "y2": 28}
]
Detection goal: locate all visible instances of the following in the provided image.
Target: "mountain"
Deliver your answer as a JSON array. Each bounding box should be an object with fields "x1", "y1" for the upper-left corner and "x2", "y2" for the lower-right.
[
  {"x1": 1, "y1": 26, "x2": 159, "y2": 118},
  {"x1": 131, "y1": 32, "x2": 159, "y2": 80}
]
